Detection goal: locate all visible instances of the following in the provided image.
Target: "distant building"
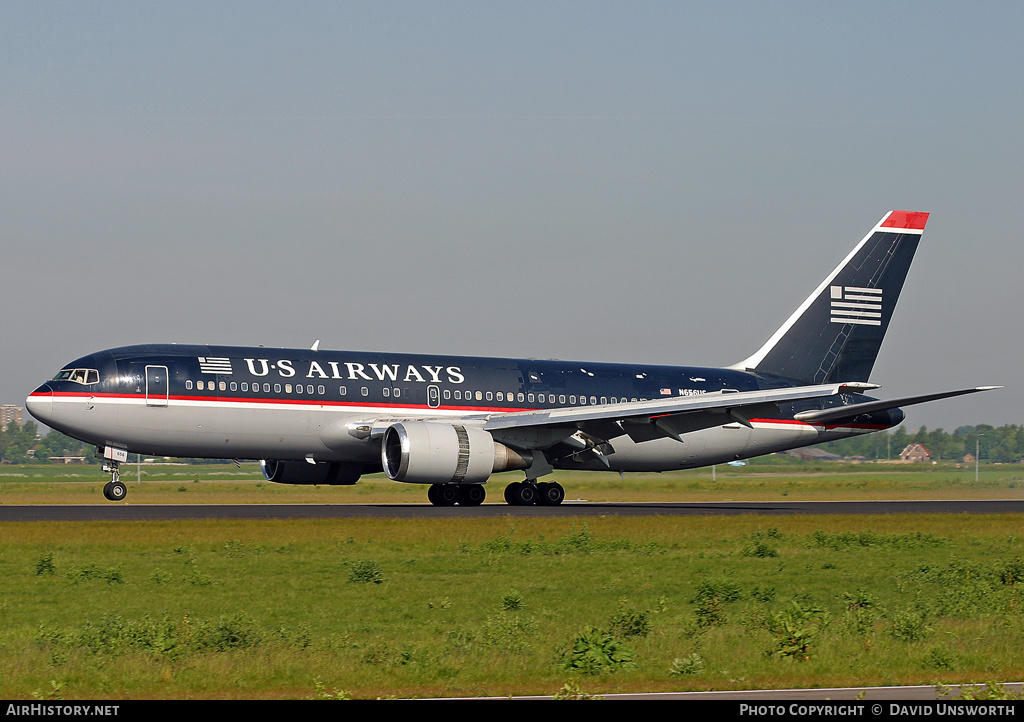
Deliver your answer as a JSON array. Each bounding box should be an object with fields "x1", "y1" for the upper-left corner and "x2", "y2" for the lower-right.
[
  {"x1": 1, "y1": 405, "x2": 23, "y2": 431},
  {"x1": 900, "y1": 443, "x2": 932, "y2": 463},
  {"x1": 49, "y1": 456, "x2": 87, "y2": 464}
]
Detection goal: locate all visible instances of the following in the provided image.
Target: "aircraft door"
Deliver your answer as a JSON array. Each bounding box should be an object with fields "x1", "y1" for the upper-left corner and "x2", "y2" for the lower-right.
[
  {"x1": 427, "y1": 385, "x2": 441, "y2": 409},
  {"x1": 146, "y1": 365, "x2": 169, "y2": 407}
]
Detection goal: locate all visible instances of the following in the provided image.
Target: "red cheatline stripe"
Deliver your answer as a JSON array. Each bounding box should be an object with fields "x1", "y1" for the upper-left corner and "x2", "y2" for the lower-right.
[
  {"x1": 880, "y1": 210, "x2": 929, "y2": 230},
  {"x1": 44, "y1": 391, "x2": 528, "y2": 414}
]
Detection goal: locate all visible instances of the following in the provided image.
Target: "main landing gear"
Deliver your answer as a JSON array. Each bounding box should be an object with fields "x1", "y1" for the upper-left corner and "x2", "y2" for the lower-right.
[
  {"x1": 427, "y1": 483, "x2": 486, "y2": 507},
  {"x1": 423, "y1": 481, "x2": 569, "y2": 503},
  {"x1": 504, "y1": 480, "x2": 565, "y2": 506},
  {"x1": 101, "y1": 461, "x2": 127, "y2": 502},
  {"x1": 425, "y1": 480, "x2": 565, "y2": 507}
]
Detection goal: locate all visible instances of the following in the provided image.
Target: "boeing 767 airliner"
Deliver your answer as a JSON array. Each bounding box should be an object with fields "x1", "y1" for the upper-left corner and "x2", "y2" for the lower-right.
[{"x1": 25, "y1": 211, "x2": 995, "y2": 505}]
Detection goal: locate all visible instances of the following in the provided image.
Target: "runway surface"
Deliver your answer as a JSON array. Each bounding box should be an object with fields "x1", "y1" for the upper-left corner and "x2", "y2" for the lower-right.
[{"x1": 3, "y1": 499, "x2": 1024, "y2": 521}]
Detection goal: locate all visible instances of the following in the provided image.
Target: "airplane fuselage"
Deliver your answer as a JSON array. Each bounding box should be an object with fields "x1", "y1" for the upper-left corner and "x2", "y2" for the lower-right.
[{"x1": 26, "y1": 343, "x2": 897, "y2": 474}]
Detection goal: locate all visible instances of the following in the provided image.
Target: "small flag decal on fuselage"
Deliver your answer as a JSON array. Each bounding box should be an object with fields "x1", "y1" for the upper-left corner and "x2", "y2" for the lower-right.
[
  {"x1": 198, "y1": 357, "x2": 233, "y2": 374},
  {"x1": 830, "y1": 286, "x2": 882, "y2": 326}
]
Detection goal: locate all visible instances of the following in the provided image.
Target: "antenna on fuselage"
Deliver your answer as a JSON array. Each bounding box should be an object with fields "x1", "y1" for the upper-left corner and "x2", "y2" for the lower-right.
[{"x1": 311, "y1": 340, "x2": 320, "y2": 352}]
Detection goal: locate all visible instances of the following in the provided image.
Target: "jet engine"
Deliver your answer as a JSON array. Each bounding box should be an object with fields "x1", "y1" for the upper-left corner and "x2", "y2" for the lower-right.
[
  {"x1": 260, "y1": 459, "x2": 363, "y2": 485},
  {"x1": 381, "y1": 422, "x2": 532, "y2": 485}
]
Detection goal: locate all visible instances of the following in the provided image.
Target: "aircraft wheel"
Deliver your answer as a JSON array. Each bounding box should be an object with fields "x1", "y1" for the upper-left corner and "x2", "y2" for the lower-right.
[
  {"x1": 505, "y1": 482, "x2": 537, "y2": 506},
  {"x1": 427, "y1": 484, "x2": 459, "y2": 507},
  {"x1": 457, "y1": 484, "x2": 486, "y2": 506},
  {"x1": 103, "y1": 481, "x2": 127, "y2": 502},
  {"x1": 537, "y1": 482, "x2": 565, "y2": 506}
]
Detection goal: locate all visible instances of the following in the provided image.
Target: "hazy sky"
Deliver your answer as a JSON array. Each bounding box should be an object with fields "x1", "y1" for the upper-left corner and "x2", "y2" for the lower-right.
[{"x1": 3, "y1": 1, "x2": 1021, "y2": 433}]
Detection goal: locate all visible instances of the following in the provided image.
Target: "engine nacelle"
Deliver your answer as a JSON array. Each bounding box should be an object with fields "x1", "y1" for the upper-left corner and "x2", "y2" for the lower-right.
[
  {"x1": 381, "y1": 422, "x2": 531, "y2": 485},
  {"x1": 260, "y1": 459, "x2": 362, "y2": 485}
]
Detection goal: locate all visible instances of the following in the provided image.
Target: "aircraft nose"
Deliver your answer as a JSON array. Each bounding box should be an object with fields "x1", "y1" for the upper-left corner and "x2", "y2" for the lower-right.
[{"x1": 25, "y1": 384, "x2": 54, "y2": 425}]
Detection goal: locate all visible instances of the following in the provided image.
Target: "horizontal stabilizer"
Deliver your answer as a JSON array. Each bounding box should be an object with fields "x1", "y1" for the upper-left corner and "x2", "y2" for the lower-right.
[{"x1": 792, "y1": 386, "x2": 1000, "y2": 424}]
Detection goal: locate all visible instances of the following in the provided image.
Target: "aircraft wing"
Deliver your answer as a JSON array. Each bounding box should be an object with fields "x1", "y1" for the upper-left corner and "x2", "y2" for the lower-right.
[{"x1": 480, "y1": 382, "x2": 876, "y2": 447}]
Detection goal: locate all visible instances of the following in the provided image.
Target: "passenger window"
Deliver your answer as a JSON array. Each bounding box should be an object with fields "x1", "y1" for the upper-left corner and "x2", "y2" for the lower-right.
[
  {"x1": 443, "y1": 390, "x2": 451, "y2": 400},
  {"x1": 559, "y1": 395, "x2": 566, "y2": 404},
  {"x1": 263, "y1": 383, "x2": 270, "y2": 393},
  {"x1": 496, "y1": 392, "x2": 504, "y2": 401},
  {"x1": 318, "y1": 385, "x2": 325, "y2": 395},
  {"x1": 393, "y1": 388, "x2": 400, "y2": 398},
  {"x1": 528, "y1": 393, "x2": 535, "y2": 402},
  {"x1": 361, "y1": 387, "x2": 368, "y2": 396},
  {"x1": 285, "y1": 384, "x2": 293, "y2": 393},
  {"x1": 230, "y1": 382, "x2": 237, "y2": 392},
  {"x1": 383, "y1": 388, "x2": 390, "y2": 397},
  {"x1": 475, "y1": 391, "x2": 482, "y2": 401},
  {"x1": 274, "y1": 384, "x2": 282, "y2": 393},
  {"x1": 220, "y1": 382, "x2": 227, "y2": 392},
  {"x1": 486, "y1": 391, "x2": 493, "y2": 401},
  {"x1": 517, "y1": 393, "x2": 525, "y2": 402},
  {"x1": 197, "y1": 380, "x2": 205, "y2": 391},
  {"x1": 241, "y1": 382, "x2": 248, "y2": 391},
  {"x1": 339, "y1": 386, "x2": 347, "y2": 395}
]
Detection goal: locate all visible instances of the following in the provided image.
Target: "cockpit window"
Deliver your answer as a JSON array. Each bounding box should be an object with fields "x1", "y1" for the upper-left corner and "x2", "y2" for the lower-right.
[{"x1": 53, "y1": 368, "x2": 100, "y2": 385}]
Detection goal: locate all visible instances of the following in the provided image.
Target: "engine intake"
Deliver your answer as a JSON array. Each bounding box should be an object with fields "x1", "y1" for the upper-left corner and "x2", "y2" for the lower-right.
[{"x1": 381, "y1": 422, "x2": 531, "y2": 485}]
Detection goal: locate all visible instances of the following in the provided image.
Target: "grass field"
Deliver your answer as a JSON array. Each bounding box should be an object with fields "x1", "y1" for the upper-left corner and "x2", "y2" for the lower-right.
[{"x1": 2, "y1": 462, "x2": 1024, "y2": 699}]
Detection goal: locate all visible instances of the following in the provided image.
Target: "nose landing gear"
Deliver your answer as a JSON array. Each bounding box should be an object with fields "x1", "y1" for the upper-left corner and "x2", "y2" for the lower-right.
[
  {"x1": 101, "y1": 461, "x2": 127, "y2": 501},
  {"x1": 99, "y1": 441, "x2": 129, "y2": 502}
]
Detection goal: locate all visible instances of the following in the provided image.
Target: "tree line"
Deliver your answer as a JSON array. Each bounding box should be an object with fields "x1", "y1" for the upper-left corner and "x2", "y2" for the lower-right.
[
  {"x1": 0, "y1": 420, "x2": 94, "y2": 464},
  {"x1": 817, "y1": 424, "x2": 1024, "y2": 463}
]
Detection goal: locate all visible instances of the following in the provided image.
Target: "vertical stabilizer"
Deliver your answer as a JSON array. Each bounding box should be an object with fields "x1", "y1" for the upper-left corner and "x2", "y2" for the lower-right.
[{"x1": 732, "y1": 211, "x2": 928, "y2": 384}]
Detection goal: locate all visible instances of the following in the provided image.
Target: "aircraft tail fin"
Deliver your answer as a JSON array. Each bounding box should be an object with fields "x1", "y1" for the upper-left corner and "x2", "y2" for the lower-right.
[{"x1": 731, "y1": 210, "x2": 929, "y2": 384}]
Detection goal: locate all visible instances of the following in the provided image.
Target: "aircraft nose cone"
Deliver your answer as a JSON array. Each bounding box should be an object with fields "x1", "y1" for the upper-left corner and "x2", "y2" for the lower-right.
[{"x1": 25, "y1": 384, "x2": 53, "y2": 425}]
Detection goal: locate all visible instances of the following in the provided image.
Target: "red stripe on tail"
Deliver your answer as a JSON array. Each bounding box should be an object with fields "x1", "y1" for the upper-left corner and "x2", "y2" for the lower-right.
[{"x1": 881, "y1": 211, "x2": 929, "y2": 230}]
